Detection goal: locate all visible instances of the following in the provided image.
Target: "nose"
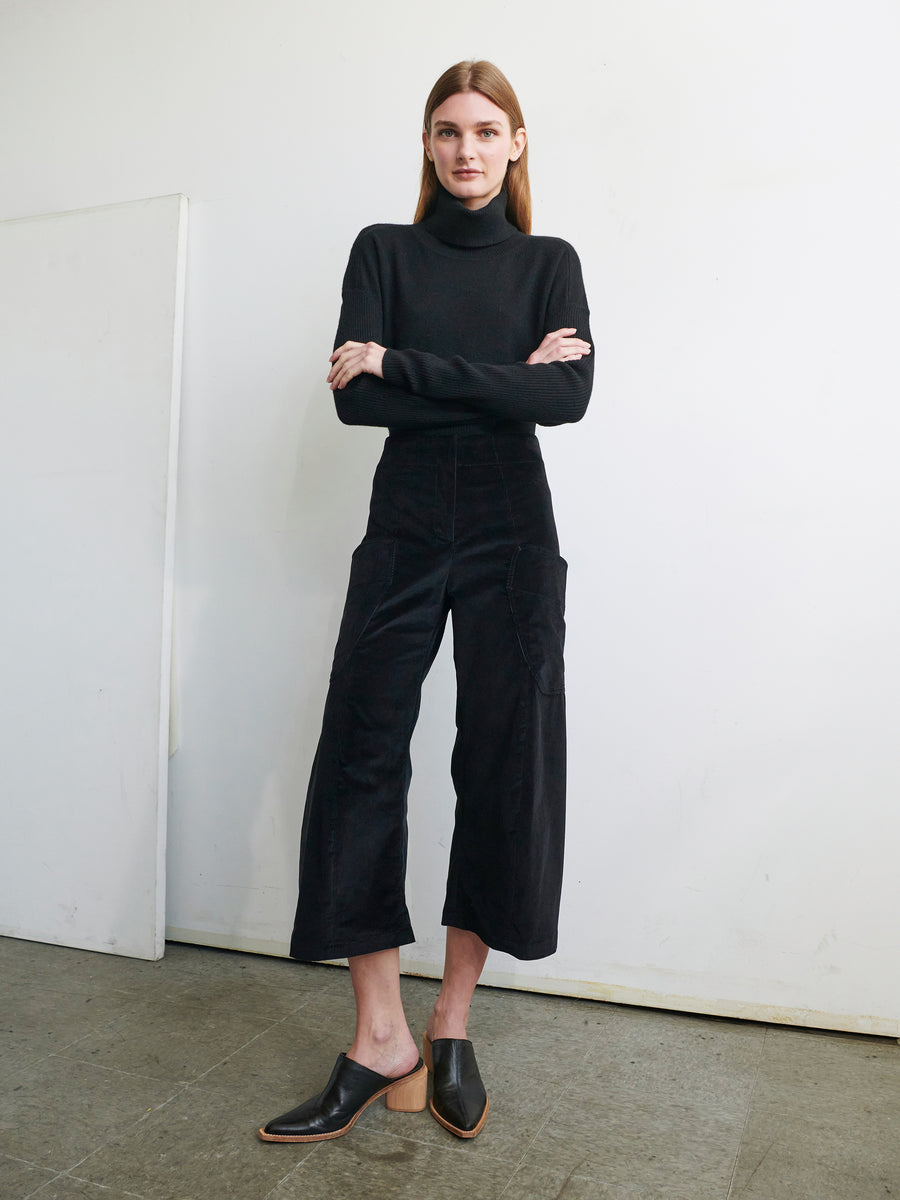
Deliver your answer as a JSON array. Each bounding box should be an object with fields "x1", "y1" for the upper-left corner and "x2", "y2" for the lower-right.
[{"x1": 457, "y1": 132, "x2": 477, "y2": 159}]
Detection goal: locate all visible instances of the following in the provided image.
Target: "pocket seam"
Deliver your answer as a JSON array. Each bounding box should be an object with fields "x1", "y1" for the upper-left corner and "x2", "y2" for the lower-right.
[
  {"x1": 329, "y1": 536, "x2": 397, "y2": 681},
  {"x1": 506, "y1": 544, "x2": 567, "y2": 696}
]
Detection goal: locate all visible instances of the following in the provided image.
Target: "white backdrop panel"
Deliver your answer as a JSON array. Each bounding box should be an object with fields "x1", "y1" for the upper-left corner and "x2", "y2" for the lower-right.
[{"x1": 0, "y1": 195, "x2": 187, "y2": 960}]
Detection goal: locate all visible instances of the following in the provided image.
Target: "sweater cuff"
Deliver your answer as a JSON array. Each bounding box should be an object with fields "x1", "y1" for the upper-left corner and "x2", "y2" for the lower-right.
[{"x1": 380, "y1": 348, "x2": 400, "y2": 387}]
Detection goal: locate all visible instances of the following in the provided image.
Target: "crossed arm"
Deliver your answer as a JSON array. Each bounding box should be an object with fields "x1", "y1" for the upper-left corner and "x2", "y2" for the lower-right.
[{"x1": 327, "y1": 328, "x2": 591, "y2": 391}]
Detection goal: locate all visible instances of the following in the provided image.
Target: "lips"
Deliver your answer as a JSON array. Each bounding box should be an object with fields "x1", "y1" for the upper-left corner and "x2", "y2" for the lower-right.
[{"x1": 453, "y1": 170, "x2": 481, "y2": 178}]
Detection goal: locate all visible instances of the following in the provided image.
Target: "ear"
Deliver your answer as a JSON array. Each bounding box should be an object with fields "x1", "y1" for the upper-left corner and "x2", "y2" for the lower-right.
[
  {"x1": 422, "y1": 128, "x2": 433, "y2": 161},
  {"x1": 509, "y1": 126, "x2": 527, "y2": 163}
]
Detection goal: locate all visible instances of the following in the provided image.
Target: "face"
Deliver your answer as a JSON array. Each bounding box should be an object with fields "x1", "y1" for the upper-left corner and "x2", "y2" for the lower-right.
[{"x1": 423, "y1": 91, "x2": 526, "y2": 210}]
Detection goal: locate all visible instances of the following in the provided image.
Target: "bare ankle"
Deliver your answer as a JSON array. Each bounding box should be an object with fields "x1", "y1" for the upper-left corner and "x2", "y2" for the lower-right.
[
  {"x1": 426, "y1": 1000, "x2": 470, "y2": 1042},
  {"x1": 349, "y1": 1022, "x2": 418, "y2": 1078}
]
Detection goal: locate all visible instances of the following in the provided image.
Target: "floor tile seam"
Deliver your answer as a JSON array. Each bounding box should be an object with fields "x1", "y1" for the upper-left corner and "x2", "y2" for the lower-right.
[
  {"x1": 0, "y1": 1048, "x2": 63, "y2": 1082},
  {"x1": 21, "y1": 1172, "x2": 65, "y2": 1200},
  {"x1": 497, "y1": 1071, "x2": 576, "y2": 1193},
  {"x1": 725, "y1": 1023, "x2": 770, "y2": 1199},
  {"x1": 4, "y1": 1033, "x2": 118, "y2": 1075},
  {"x1": 246, "y1": 997, "x2": 332, "y2": 1025},
  {"x1": 57, "y1": 1086, "x2": 191, "y2": 1184},
  {"x1": 2, "y1": 1151, "x2": 61, "y2": 1179},
  {"x1": 51, "y1": 1005, "x2": 285, "y2": 1083},
  {"x1": 188, "y1": 1019, "x2": 287, "y2": 1085},
  {"x1": 10, "y1": 1001, "x2": 172, "y2": 1052},
  {"x1": 278, "y1": 1013, "x2": 357, "y2": 1035},
  {"x1": 46, "y1": 1049, "x2": 202, "y2": 1089},
  {"x1": 13, "y1": 1084, "x2": 190, "y2": 1184},
  {"x1": 38, "y1": 1024, "x2": 119, "y2": 1059},
  {"x1": 0, "y1": 1151, "x2": 39, "y2": 1166},
  {"x1": 497, "y1": 1155, "x2": 598, "y2": 1199},
  {"x1": 261, "y1": 1144, "x2": 323, "y2": 1199},
  {"x1": 35, "y1": 1169, "x2": 149, "y2": 1199}
]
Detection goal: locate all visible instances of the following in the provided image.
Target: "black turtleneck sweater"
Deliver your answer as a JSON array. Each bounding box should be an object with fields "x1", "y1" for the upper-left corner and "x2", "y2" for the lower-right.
[{"x1": 331, "y1": 187, "x2": 593, "y2": 432}]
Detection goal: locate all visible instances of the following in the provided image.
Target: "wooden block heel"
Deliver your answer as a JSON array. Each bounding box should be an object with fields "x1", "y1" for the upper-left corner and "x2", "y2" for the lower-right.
[
  {"x1": 385, "y1": 1061, "x2": 428, "y2": 1112},
  {"x1": 422, "y1": 1032, "x2": 433, "y2": 1072}
]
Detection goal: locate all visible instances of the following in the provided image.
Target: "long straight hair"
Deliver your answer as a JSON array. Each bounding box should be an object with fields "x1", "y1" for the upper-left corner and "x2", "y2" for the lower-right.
[{"x1": 414, "y1": 61, "x2": 531, "y2": 235}]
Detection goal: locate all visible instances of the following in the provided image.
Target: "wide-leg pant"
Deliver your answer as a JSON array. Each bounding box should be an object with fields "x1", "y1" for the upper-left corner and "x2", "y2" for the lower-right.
[{"x1": 289, "y1": 428, "x2": 567, "y2": 963}]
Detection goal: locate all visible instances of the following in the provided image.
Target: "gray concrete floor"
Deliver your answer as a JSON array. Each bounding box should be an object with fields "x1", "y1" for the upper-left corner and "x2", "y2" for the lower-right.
[{"x1": 1, "y1": 937, "x2": 897, "y2": 1200}]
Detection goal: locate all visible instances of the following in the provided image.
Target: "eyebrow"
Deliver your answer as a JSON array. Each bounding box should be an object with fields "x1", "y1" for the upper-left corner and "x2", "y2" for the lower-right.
[{"x1": 433, "y1": 119, "x2": 503, "y2": 129}]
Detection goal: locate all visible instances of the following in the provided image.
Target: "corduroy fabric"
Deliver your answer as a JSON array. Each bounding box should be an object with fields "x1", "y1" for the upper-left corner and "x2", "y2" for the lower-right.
[{"x1": 290, "y1": 430, "x2": 567, "y2": 963}]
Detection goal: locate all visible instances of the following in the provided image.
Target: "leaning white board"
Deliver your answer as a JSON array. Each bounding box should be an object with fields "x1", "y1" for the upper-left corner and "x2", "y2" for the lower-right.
[{"x1": 0, "y1": 194, "x2": 187, "y2": 960}]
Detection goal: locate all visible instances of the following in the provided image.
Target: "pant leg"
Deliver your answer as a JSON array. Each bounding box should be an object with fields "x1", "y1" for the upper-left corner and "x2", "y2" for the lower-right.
[
  {"x1": 442, "y1": 435, "x2": 567, "y2": 960},
  {"x1": 290, "y1": 443, "x2": 451, "y2": 962}
]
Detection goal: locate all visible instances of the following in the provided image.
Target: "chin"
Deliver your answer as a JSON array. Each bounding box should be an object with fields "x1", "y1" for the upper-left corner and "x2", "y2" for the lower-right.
[{"x1": 445, "y1": 181, "x2": 497, "y2": 206}]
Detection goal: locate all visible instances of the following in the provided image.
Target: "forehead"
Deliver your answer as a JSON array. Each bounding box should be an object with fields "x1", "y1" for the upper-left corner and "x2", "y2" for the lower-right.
[{"x1": 430, "y1": 91, "x2": 508, "y2": 128}]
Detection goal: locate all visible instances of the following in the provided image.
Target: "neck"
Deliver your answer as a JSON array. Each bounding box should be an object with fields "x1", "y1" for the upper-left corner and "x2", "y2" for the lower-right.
[{"x1": 421, "y1": 185, "x2": 518, "y2": 248}]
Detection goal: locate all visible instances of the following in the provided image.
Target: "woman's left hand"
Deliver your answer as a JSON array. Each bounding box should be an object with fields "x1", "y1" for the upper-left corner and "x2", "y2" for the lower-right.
[{"x1": 328, "y1": 341, "x2": 386, "y2": 390}]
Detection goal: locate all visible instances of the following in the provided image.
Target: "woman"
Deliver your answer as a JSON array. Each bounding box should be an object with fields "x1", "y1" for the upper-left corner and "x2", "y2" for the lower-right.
[{"x1": 260, "y1": 59, "x2": 592, "y2": 1144}]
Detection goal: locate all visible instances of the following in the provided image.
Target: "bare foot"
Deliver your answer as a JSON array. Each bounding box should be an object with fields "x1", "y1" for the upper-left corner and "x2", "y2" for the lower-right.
[{"x1": 348, "y1": 1029, "x2": 420, "y2": 1079}]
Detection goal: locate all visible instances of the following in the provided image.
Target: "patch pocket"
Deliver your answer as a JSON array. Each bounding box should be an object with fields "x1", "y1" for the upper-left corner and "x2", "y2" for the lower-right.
[
  {"x1": 506, "y1": 544, "x2": 567, "y2": 696},
  {"x1": 329, "y1": 536, "x2": 397, "y2": 680}
]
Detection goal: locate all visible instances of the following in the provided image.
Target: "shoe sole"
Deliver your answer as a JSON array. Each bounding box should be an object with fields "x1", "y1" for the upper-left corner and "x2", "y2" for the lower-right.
[{"x1": 428, "y1": 1094, "x2": 489, "y2": 1139}]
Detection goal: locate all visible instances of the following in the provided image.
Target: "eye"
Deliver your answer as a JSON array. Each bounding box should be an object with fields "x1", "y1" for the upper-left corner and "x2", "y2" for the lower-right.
[
  {"x1": 436, "y1": 128, "x2": 457, "y2": 138},
  {"x1": 480, "y1": 129, "x2": 497, "y2": 138}
]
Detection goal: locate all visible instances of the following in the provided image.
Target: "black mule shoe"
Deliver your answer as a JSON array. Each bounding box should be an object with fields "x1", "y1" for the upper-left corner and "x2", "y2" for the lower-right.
[
  {"x1": 259, "y1": 1053, "x2": 427, "y2": 1142},
  {"x1": 423, "y1": 1034, "x2": 489, "y2": 1138}
]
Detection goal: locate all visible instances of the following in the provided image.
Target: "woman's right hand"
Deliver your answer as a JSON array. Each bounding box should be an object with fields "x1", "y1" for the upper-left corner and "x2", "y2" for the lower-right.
[
  {"x1": 327, "y1": 340, "x2": 386, "y2": 390},
  {"x1": 526, "y1": 328, "x2": 591, "y2": 365}
]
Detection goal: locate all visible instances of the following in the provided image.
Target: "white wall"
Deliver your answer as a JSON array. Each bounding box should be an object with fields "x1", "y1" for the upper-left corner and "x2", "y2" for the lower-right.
[{"x1": 2, "y1": 0, "x2": 898, "y2": 1034}]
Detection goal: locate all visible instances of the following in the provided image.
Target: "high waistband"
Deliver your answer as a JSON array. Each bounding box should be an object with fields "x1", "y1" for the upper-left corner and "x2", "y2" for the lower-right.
[
  {"x1": 387, "y1": 419, "x2": 536, "y2": 439},
  {"x1": 383, "y1": 424, "x2": 542, "y2": 469}
]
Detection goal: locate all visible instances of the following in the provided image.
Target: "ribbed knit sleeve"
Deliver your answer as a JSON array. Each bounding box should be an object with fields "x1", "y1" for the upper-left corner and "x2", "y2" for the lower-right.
[
  {"x1": 331, "y1": 226, "x2": 593, "y2": 431},
  {"x1": 330, "y1": 230, "x2": 475, "y2": 430},
  {"x1": 383, "y1": 243, "x2": 592, "y2": 425}
]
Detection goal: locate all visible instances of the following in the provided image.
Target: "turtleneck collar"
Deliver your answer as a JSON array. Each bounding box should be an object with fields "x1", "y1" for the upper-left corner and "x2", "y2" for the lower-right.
[{"x1": 421, "y1": 185, "x2": 518, "y2": 248}]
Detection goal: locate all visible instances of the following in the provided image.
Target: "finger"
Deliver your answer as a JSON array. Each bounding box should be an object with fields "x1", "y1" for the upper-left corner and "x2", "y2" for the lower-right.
[
  {"x1": 327, "y1": 354, "x2": 353, "y2": 384},
  {"x1": 339, "y1": 349, "x2": 370, "y2": 387},
  {"x1": 330, "y1": 345, "x2": 366, "y2": 381},
  {"x1": 333, "y1": 364, "x2": 358, "y2": 390},
  {"x1": 328, "y1": 358, "x2": 351, "y2": 388}
]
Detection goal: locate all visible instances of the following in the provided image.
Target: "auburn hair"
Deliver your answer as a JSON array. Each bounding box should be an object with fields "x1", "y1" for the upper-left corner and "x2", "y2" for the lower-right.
[{"x1": 414, "y1": 60, "x2": 531, "y2": 235}]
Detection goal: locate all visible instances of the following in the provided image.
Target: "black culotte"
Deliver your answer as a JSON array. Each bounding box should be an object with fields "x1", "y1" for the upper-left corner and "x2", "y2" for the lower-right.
[{"x1": 290, "y1": 427, "x2": 567, "y2": 963}]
